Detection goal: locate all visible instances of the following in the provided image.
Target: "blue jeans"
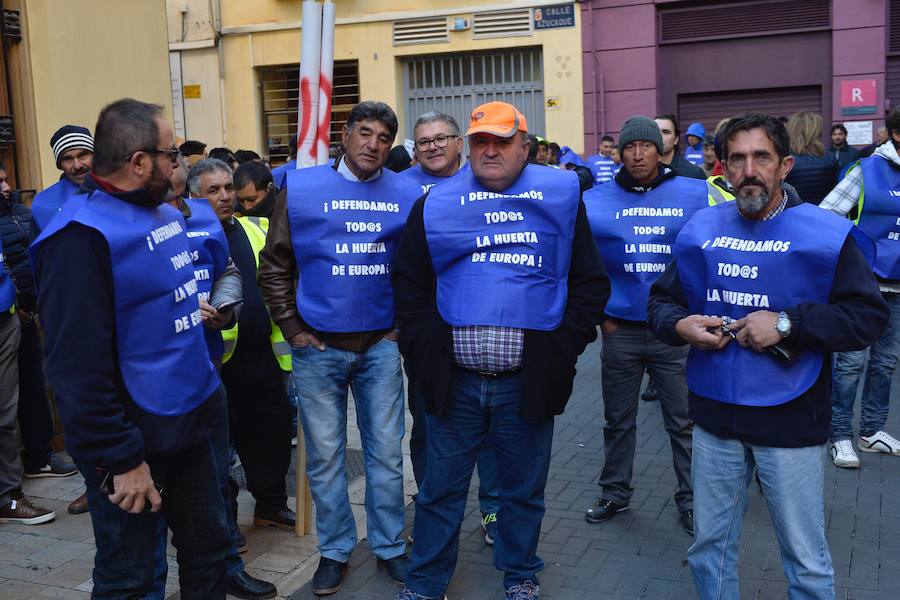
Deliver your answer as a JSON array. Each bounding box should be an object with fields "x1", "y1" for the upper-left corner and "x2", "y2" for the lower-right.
[
  {"x1": 688, "y1": 426, "x2": 833, "y2": 600},
  {"x1": 831, "y1": 292, "x2": 900, "y2": 440},
  {"x1": 83, "y1": 435, "x2": 231, "y2": 599},
  {"x1": 409, "y1": 382, "x2": 499, "y2": 514},
  {"x1": 291, "y1": 338, "x2": 406, "y2": 562},
  {"x1": 406, "y1": 370, "x2": 554, "y2": 598},
  {"x1": 148, "y1": 389, "x2": 244, "y2": 598}
]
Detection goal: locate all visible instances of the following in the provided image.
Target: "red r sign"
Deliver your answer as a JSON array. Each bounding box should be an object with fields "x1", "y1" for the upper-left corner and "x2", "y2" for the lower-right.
[{"x1": 841, "y1": 79, "x2": 877, "y2": 115}]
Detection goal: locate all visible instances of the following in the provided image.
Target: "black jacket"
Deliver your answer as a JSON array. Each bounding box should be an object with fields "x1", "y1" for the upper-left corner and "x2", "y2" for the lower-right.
[
  {"x1": 34, "y1": 175, "x2": 223, "y2": 483},
  {"x1": 647, "y1": 194, "x2": 889, "y2": 447},
  {"x1": 785, "y1": 153, "x2": 838, "y2": 205},
  {"x1": 0, "y1": 192, "x2": 37, "y2": 311},
  {"x1": 392, "y1": 185, "x2": 610, "y2": 420},
  {"x1": 663, "y1": 153, "x2": 706, "y2": 180}
]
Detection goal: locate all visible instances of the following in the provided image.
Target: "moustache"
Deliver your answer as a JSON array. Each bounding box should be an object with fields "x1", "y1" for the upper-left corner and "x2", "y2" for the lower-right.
[{"x1": 737, "y1": 178, "x2": 766, "y2": 189}]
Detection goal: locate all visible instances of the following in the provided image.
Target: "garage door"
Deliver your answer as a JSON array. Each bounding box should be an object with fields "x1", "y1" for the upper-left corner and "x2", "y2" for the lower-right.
[
  {"x1": 403, "y1": 47, "x2": 545, "y2": 139},
  {"x1": 677, "y1": 86, "x2": 823, "y2": 137}
]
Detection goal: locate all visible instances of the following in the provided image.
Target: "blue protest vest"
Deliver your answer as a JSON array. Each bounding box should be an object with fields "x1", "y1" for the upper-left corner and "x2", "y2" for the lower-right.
[
  {"x1": 684, "y1": 146, "x2": 704, "y2": 167},
  {"x1": 0, "y1": 234, "x2": 15, "y2": 312},
  {"x1": 400, "y1": 162, "x2": 469, "y2": 194},
  {"x1": 424, "y1": 164, "x2": 579, "y2": 330},
  {"x1": 31, "y1": 176, "x2": 82, "y2": 233},
  {"x1": 31, "y1": 191, "x2": 220, "y2": 416},
  {"x1": 858, "y1": 156, "x2": 900, "y2": 280},
  {"x1": 272, "y1": 159, "x2": 296, "y2": 190},
  {"x1": 183, "y1": 198, "x2": 230, "y2": 362},
  {"x1": 588, "y1": 155, "x2": 618, "y2": 185},
  {"x1": 585, "y1": 175, "x2": 709, "y2": 321},
  {"x1": 286, "y1": 165, "x2": 420, "y2": 332},
  {"x1": 675, "y1": 202, "x2": 851, "y2": 407}
]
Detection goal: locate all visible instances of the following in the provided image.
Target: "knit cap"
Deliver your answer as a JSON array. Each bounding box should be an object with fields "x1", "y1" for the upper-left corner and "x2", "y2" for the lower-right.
[
  {"x1": 617, "y1": 116, "x2": 664, "y2": 156},
  {"x1": 50, "y1": 125, "x2": 93, "y2": 167}
]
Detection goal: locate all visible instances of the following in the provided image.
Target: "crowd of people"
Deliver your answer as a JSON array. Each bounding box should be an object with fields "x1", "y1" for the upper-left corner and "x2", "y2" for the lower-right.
[{"x1": 0, "y1": 93, "x2": 896, "y2": 600}]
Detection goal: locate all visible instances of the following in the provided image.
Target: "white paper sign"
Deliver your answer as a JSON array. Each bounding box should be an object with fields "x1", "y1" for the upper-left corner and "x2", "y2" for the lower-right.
[{"x1": 844, "y1": 120, "x2": 873, "y2": 146}]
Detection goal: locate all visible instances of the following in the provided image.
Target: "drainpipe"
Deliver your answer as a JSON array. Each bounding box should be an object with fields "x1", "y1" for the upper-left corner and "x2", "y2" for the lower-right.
[
  {"x1": 592, "y1": 50, "x2": 606, "y2": 141},
  {"x1": 213, "y1": 0, "x2": 227, "y2": 146}
]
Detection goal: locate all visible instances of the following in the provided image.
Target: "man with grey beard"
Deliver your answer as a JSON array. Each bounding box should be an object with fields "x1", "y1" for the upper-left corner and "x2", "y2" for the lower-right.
[{"x1": 647, "y1": 112, "x2": 888, "y2": 598}]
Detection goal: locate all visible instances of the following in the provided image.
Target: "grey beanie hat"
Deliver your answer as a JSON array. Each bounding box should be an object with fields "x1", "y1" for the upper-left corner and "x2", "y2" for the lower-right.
[{"x1": 617, "y1": 116, "x2": 664, "y2": 156}]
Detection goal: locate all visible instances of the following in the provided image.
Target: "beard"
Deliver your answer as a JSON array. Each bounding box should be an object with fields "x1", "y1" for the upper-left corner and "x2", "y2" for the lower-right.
[
  {"x1": 735, "y1": 178, "x2": 770, "y2": 218},
  {"x1": 145, "y1": 160, "x2": 172, "y2": 205}
]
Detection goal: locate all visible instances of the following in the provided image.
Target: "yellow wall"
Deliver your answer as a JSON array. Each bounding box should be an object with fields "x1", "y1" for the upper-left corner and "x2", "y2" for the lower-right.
[
  {"x1": 183, "y1": 1, "x2": 584, "y2": 155},
  {"x1": 180, "y1": 47, "x2": 224, "y2": 147},
  {"x1": 22, "y1": 0, "x2": 173, "y2": 189}
]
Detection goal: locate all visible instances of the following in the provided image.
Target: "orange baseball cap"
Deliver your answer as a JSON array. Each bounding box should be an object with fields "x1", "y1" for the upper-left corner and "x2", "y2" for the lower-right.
[{"x1": 465, "y1": 101, "x2": 528, "y2": 138}]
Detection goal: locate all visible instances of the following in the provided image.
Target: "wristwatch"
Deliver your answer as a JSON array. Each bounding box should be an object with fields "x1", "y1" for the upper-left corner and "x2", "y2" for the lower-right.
[{"x1": 775, "y1": 311, "x2": 792, "y2": 338}]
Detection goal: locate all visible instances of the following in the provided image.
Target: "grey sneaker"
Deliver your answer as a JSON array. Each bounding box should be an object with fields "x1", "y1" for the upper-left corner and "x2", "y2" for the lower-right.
[
  {"x1": 24, "y1": 454, "x2": 77, "y2": 478},
  {"x1": 506, "y1": 580, "x2": 540, "y2": 600}
]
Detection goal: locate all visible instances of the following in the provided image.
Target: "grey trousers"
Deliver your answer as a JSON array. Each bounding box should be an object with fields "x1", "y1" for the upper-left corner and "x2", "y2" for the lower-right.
[
  {"x1": 598, "y1": 323, "x2": 693, "y2": 512},
  {"x1": 0, "y1": 311, "x2": 22, "y2": 506}
]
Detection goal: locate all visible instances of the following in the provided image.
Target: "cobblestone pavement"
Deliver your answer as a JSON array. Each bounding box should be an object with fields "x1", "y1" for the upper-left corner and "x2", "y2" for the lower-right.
[
  {"x1": 3, "y1": 339, "x2": 899, "y2": 600},
  {"x1": 290, "y1": 340, "x2": 900, "y2": 600}
]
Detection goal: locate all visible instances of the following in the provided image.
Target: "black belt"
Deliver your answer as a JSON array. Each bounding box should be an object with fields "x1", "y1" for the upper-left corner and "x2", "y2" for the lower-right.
[{"x1": 468, "y1": 368, "x2": 522, "y2": 379}]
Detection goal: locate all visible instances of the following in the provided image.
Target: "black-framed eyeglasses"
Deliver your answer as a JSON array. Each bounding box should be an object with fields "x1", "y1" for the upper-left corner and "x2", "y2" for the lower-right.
[
  {"x1": 124, "y1": 147, "x2": 180, "y2": 164},
  {"x1": 415, "y1": 135, "x2": 459, "y2": 152}
]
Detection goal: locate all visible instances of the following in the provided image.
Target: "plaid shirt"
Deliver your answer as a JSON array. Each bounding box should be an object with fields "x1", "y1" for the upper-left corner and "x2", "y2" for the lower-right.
[{"x1": 452, "y1": 325, "x2": 524, "y2": 373}]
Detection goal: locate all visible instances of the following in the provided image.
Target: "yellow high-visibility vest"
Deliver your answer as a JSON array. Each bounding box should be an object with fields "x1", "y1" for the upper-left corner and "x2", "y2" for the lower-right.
[
  {"x1": 221, "y1": 215, "x2": 292, "y2": 371},
  {"x1": 706, "y1": 176, "x2": 735, "y2": 206}
]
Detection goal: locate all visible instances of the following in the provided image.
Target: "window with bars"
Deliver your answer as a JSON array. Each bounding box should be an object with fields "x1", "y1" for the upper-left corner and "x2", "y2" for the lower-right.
[{"x1": 260, "y1": 60, "x2": 360, "y2": 165}]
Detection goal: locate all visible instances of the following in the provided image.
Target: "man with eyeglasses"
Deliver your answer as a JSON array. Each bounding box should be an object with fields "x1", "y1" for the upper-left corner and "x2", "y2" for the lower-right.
[
  {"x1": 401, "y1": 111, "x2": 466, "y2": 193},
  {"x1": 30, "y1": 98, "x2": 231, "y2": 598},
  {"x1": 400, "y1": 111, "x2": 500, "y2": 547}
]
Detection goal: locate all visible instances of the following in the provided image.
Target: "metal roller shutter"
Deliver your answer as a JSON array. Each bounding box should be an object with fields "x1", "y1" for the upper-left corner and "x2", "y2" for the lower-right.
[
  {"x1": 677, "y1": 86, "x2": 823, "y2": 138},
  {"x1": 403, "y1": 47, "x2": 545, "y2": 139}
]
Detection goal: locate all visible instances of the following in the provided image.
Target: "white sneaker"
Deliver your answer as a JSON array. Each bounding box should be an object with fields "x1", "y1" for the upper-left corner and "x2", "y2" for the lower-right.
[
  {"x1": 858, "y1": 431, "x2": 900, "y2": 455},
  {"x1": 831, "y1": 439, "x2": 860, "y2": 468}
]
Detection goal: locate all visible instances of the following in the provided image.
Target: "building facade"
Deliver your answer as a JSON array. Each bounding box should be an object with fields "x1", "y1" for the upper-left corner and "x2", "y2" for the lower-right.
[
  {"x1": 166, "y1": 0, "x2": 587, "y2": 163},
  {"x1": 581, "y1": 0, "x2": 890, "y2": 153},
  {"x1": 3, "y1": 0, "x2": 172, "y2": 192}
]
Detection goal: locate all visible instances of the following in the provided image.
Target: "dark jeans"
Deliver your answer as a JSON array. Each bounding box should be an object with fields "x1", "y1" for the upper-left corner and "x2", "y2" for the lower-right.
[
  {"x1": 599, "y1": 324, "x2": 693, "y2": 512},
  {"x1": 408, "y1": 380, "x2": 499, "y2": 514},
  {"x1": 221, "y1": 355, "x2": 291, "y2": 513},
  {"x1": 406, "y1": 369, "x2": 554, "y2": 598},
  {"x1": 149, "y1": 389, "x2": 243, "y2": 599},
  {"x1": 16, "y1": 318, "x2": 53, "y2": 472},
  {"x1": 84, "y1": 434, "x2": 230, "y2": 599}
]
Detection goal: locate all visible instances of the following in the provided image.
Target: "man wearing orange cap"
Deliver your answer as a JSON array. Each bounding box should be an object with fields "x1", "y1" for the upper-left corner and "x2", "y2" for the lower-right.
[{"x1": 392, "y1": 101, "x2": 610, "y2": 600}]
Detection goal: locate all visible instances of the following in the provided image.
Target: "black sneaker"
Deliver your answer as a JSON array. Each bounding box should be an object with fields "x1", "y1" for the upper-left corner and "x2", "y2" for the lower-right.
[
  {"x1": 236, "y1": 527, "x2": 248, "y2": 554},
  {"x1": 226, "y1": 568, "x2": 277, "y2": 599},
  {"x1": 253, "y1": 506, "x2": 296, "y2": 531},
  {"x1": 679, "y1": 509, "x2": 694, "y2": 536},
  {"x1": 377, "y1": 555, "x2": 408, "y2": 585},
  {"x1": 312, "y1": 557, "x2": 347, "y2": 596},
  {"x1": 584, "y1": 498, "x2": 629, "y2": 523},
  {"x1": 24, "y1": 454, "x2": 77, "y2": 478}
]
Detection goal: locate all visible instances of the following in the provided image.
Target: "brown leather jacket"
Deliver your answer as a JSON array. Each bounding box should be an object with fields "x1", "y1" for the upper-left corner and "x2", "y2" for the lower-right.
[{"x1": 258, "y1": 188, "x2": 391, "y2": 352}]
